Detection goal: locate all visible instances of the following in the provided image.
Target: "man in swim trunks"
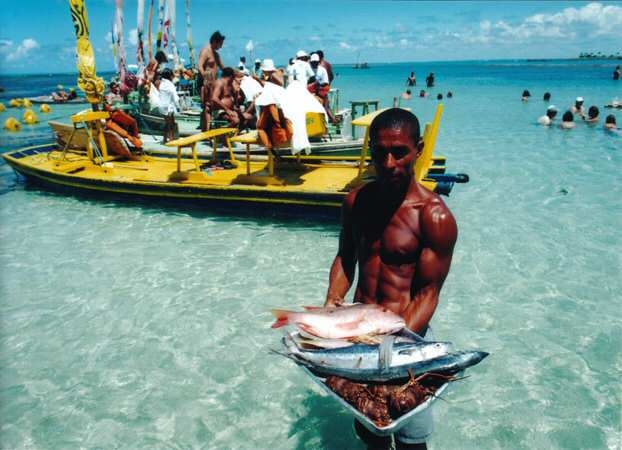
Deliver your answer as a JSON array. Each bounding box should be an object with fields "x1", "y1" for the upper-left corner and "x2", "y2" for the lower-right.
[
  {"x1": 198, "y1": 31, "x2": 225, "y2": 131},
  {"x1": 325, "y1": 108, "x2": 457, "y2": 450}
]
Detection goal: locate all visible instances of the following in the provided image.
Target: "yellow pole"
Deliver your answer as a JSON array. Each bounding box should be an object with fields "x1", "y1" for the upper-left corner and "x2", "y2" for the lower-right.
[
  {"x1": 415, "y1": 104, "x2": 443, "y2": 181},
  {"x1": 69, "y1": 0, "x2": 109, "y2": 160}
]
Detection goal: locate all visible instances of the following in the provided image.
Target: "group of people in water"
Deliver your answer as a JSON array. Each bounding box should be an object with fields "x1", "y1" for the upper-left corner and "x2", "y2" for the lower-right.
[
  {"x1": 401, "y1": 71, "x2": 452, "y2": 104},
  {"x1": 527, "y1": 90, "x2": 619, "y2": 132}
]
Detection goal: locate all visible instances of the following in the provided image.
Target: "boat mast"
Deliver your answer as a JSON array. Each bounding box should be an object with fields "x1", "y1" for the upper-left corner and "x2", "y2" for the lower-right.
[
  {"x1": 136, "y1": 0, "x2": 145, "y2": 69},
  {"x1": 68, "y1": 0, "x2": 105, "y2": 106},
  {"x1": 156, "y1": 0, "x2": 165, "y2": 51},
  {"x1": 114, "y1": 0, "x2": 128, "y2": 89},
  {"x1": 167, "y1": 0, "x2": 180, "y2": 68},
  {"x1": 185, "y1": 0, "x2": 196, "y2": 69},
  {"x1": 147, "y1": 0, "x2": 154, "y2": 61}
]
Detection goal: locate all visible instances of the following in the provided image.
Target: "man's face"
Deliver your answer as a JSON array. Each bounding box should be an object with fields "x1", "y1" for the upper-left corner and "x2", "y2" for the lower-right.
[
  {"x1": 214, "y1": 39, "x2": 224, "y2": 50},
  {"x1": 371, "y1": 127, "x2": 422, "y2": 190}
]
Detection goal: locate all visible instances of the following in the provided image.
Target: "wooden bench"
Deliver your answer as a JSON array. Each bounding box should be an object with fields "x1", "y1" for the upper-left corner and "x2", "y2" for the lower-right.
[{"x1": 166, "y1": 127, "x2": 238, "y2": 181}]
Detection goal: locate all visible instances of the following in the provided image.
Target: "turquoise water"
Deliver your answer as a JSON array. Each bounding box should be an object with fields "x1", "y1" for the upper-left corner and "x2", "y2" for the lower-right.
[{"x1": 1, "y1": 60, "x2": 621, "y2": 449}]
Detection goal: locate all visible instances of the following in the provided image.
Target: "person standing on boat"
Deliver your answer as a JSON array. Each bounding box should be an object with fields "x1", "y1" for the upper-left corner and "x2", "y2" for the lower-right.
[
  {"x1": 198, "y1": 31, "x2": 226, "y2": 131},
  {"x1": 291, "y1": 50, "x2": 314, "y2": 83},
  {"x1": 316, "y1": 50, "x2": 334, "y2": 83},
  {"x1": 325, "y1": 108, "x2": 457, "y2": 450},
  {"x1": 238, "y1": 56, "x2": 250, "y2": 76},
  {"x1": 308, "y1": 53, "x2": 336, "y2": 124},
  {"x1": 154, "y1": 68, "x2": 180, "y2": 143}
]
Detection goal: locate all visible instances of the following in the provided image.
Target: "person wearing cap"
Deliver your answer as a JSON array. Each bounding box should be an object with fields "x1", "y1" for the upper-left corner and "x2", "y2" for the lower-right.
[
  {"x1": 571, "y1": 97, "x2": 586, "y2": 119},
  {"x1": 308, "y1": 53, "x2": 336, "y2": 123},
  {"x1": 258, "y1": 59, "x2": 284, "y2": 87},
  {"x1": 198, "y1": 31, "x2": 226, "y2": 131},
  {"x1": 538, "y1": 105, "x2": 558, "y2": 126},
  {"x1": 253, "y1": 59, "x2": 262, "y2": 76},
  {"x1": 291, "y1": 50, "x2": 314, "y2": 83}
]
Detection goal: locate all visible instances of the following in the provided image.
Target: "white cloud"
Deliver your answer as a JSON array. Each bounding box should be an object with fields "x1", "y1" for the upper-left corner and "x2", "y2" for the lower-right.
[
  {"x1": 128, "y1": 29, "x2": 138, "y2": 46},
  {"x1": 339, "y1": 41, "x2": 355, "y2": 50},
  {"x1": 399, "y1": 39, "x2": 409, "y2": 48},
  {"x1": 465, "y1": 1, "x2": 622, "y2": 45},
  {"x1": 105, "y1": 32, "x2": 113, "y2": 44},
  {"x1": 5, "y1": 38, "x2": 39, "y2": 62}
]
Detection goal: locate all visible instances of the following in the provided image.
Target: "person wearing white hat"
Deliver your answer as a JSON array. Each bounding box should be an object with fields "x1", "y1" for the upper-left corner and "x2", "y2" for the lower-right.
[
  {"x1": 538, "y1": 105, "x2": 558, "y2": 126},
  {"x1": 238, "y1": 56, "x2": 250, "y2": 76},
  {"x1": 571, "y1": 97, "x2": 586, "y2": 119},
  {"x1": 259, "y1": 58, "x2": 284, "y2": 86},
  {"x1": 291, "y1": 50, "x2": 314, "y2": 82},
  {"x1": 253, "y1": 58, "x2": 262, "y2": 76}
]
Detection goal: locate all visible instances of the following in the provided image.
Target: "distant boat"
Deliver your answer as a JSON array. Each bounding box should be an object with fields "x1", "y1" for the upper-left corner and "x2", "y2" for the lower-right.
[{"x1": 353, "y1": 52, "x2": 370, "y2": 69}]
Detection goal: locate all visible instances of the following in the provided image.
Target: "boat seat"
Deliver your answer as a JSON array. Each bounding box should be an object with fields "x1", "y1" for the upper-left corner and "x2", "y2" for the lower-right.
[
  {"x1": 230, "y1": 112, "x2": 329, "y2": 185},
  {"x1": 166, "y1": 127, "x2": 238, "y2": 181}
]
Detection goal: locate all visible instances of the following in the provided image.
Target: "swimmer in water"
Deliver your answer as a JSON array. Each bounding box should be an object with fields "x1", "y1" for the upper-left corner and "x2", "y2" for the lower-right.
[
  {"x1": 560, "y1": 110, "x2": 576, "y2": 129},
  {"x1": 538, "y1": 105, "x2": 558, "y2": 126}
]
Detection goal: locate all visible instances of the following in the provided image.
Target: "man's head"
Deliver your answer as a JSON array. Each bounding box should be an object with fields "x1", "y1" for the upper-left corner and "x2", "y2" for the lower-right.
[
  {"x1": 221, "y1": 67, "x2": 235, "y2": 78},
  {"x1": 369, "y1": 108, "x2": 423, "y2": 190},
  {"x1": 210, "y1": 31, "x2": 225, "y2": 48},
  {"x1": 588, "y1": 105, "x2": 599, "y2": 119},
  {"x1": 316, "y1": 50, "x2": 325, "y2": 60},
  {"x1": 296, "y1": 50, "x2": 309, "y2": 61},
  {"x1": 310, "y1": 53, "x2": 320, "y2": 67},
  {"x1": 155, "y1": 50, "x2": 168, "y2": 64},
  {"x1": 161, "y1": 68, "x2": 174, "y2": 81},
  {"x1": 546, "y1": 105, "x2": 558, "y2": 119},
  {"x1": 562, "y1": 110, "x2": 574, "y2": 122},
  {"x1": 605, "y1": 114, "x2": 616, "y2": 125},
  {"x1": 240, "y1": 56, "x2": 246, "y2": 64},
  {"x1": 575, "y1": 96, "x2": 584, "y2": 107},
  {"x1": 254, "y1": 59, "x2": 261, "y2": 69}
]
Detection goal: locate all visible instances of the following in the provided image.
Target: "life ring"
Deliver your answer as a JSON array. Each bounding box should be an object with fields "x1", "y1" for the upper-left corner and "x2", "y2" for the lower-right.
[
  {"x1": 22, "y1": 99, "x2": 32, "y2": 108},
  {"x1": 9, "y1": 98, "x2": 22, "y2": 108},
  {"x1": 23, "y1": 109, "x2": 38, "y2": 124},
  {"x1": 4, "y1": 117, "x2": 22, "y2": 131},
  {"x1": 0, "y1": 102, "x2": 5, "y2": 112},
  {"x1": 40, "y1": 104, "x2": 51, "y2": 113}
]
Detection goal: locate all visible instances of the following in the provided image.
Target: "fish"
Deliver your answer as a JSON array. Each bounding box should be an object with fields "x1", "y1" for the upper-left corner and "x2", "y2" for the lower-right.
[
  {"x1": 270, "y1": 303, "x2": 405, "y2": 339},
  {"x1": 279, "y1": 348, "x2": 489, "y2": 382},
  {"x1": 282, "y1": 332, "x2": 454, "y2": 371}
]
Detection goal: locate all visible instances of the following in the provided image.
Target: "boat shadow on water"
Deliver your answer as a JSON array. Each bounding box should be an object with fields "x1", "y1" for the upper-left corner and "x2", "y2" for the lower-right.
[{"x1": 9, "y1": 173, "x2": 341, "y2": 229}]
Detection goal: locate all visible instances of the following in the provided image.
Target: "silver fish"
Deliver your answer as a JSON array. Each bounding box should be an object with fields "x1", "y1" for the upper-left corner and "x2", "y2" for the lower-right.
[
  {"x1": 280, "y1": 347, "x2": 489, "y2": 382},
  {"x1": 282, "y1": 332, "x2": 454, "y2": 371}
]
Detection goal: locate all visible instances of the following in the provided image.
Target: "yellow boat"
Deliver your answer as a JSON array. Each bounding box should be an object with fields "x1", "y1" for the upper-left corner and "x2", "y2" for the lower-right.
[
  {"x1": 2, "y1": 0, "x2": 468, "y2": 217},
  {"x1": 2, "y1": 106, "x2": 466, "y2": 216}
]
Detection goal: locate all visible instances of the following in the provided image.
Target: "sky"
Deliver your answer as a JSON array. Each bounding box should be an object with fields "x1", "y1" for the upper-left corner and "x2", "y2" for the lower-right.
[{"x1": 0, "y1": 1, "x2": 621, "y2": 74}]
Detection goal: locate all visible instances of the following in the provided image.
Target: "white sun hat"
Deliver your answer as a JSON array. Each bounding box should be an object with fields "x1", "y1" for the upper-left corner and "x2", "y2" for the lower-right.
[
  {"x1": 261, "y1": 58, "x2": 276, "y2": 72},
  {"x1": 296, "y1": 50, "x2": 308, "y2": 58},
  {"x1": 310, "y1": 53, "x2": 320, "y2": 62},
  {"x1": 547, "y1": 105, "x2": 558, "y2": 111},
  {"x1": 576, "y1": 96, "x2": 584, "y2": 102}
]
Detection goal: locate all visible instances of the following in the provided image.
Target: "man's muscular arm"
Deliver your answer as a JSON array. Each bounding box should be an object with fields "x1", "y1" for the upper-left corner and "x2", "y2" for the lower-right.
[
  {"x1": 325, "y1": 191, "x2": 357, "y2": 306},
  {"x1": 403, "y1": 199, "x2": 457, "y2": 334}
]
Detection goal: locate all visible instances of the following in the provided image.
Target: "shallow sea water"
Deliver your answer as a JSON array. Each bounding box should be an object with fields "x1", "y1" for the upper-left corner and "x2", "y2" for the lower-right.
[{"x1": 1, "y1": 60, "x2": 621, "y2": 449}]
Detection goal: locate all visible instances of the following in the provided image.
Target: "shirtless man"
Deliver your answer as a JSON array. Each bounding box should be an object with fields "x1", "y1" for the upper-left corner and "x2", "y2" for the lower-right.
[
  {"x1": 211, "y1": 67, "x2": 253, "y2": 129},
  {"x1": 198, "y1": 31, "x2": 225, "y2": 131},
  {"x1": 325, "y1": 108, "x2": 457, "y2": 450}
]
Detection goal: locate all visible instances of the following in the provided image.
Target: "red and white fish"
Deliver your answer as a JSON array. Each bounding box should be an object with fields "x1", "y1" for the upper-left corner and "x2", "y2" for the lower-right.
[{"x1": 270, "y1": 304, "x2": 405, "y2": 339}]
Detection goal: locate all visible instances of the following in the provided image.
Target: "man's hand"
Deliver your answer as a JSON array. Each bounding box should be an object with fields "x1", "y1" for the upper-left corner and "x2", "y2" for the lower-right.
[{"x1": 324, "y1": 294, "x2": 345, "y2": 308}]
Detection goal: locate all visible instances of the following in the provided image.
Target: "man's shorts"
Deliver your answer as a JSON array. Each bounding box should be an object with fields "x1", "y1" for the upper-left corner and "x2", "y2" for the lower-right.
[{"x1": 354, "y1": 327, "x2": 436, "y2": 445}]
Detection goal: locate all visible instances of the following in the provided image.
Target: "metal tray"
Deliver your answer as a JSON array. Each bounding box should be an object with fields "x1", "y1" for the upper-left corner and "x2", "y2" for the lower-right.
[{"x1": 301, "y1": 366, "x2": 455, "y2": 436}]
